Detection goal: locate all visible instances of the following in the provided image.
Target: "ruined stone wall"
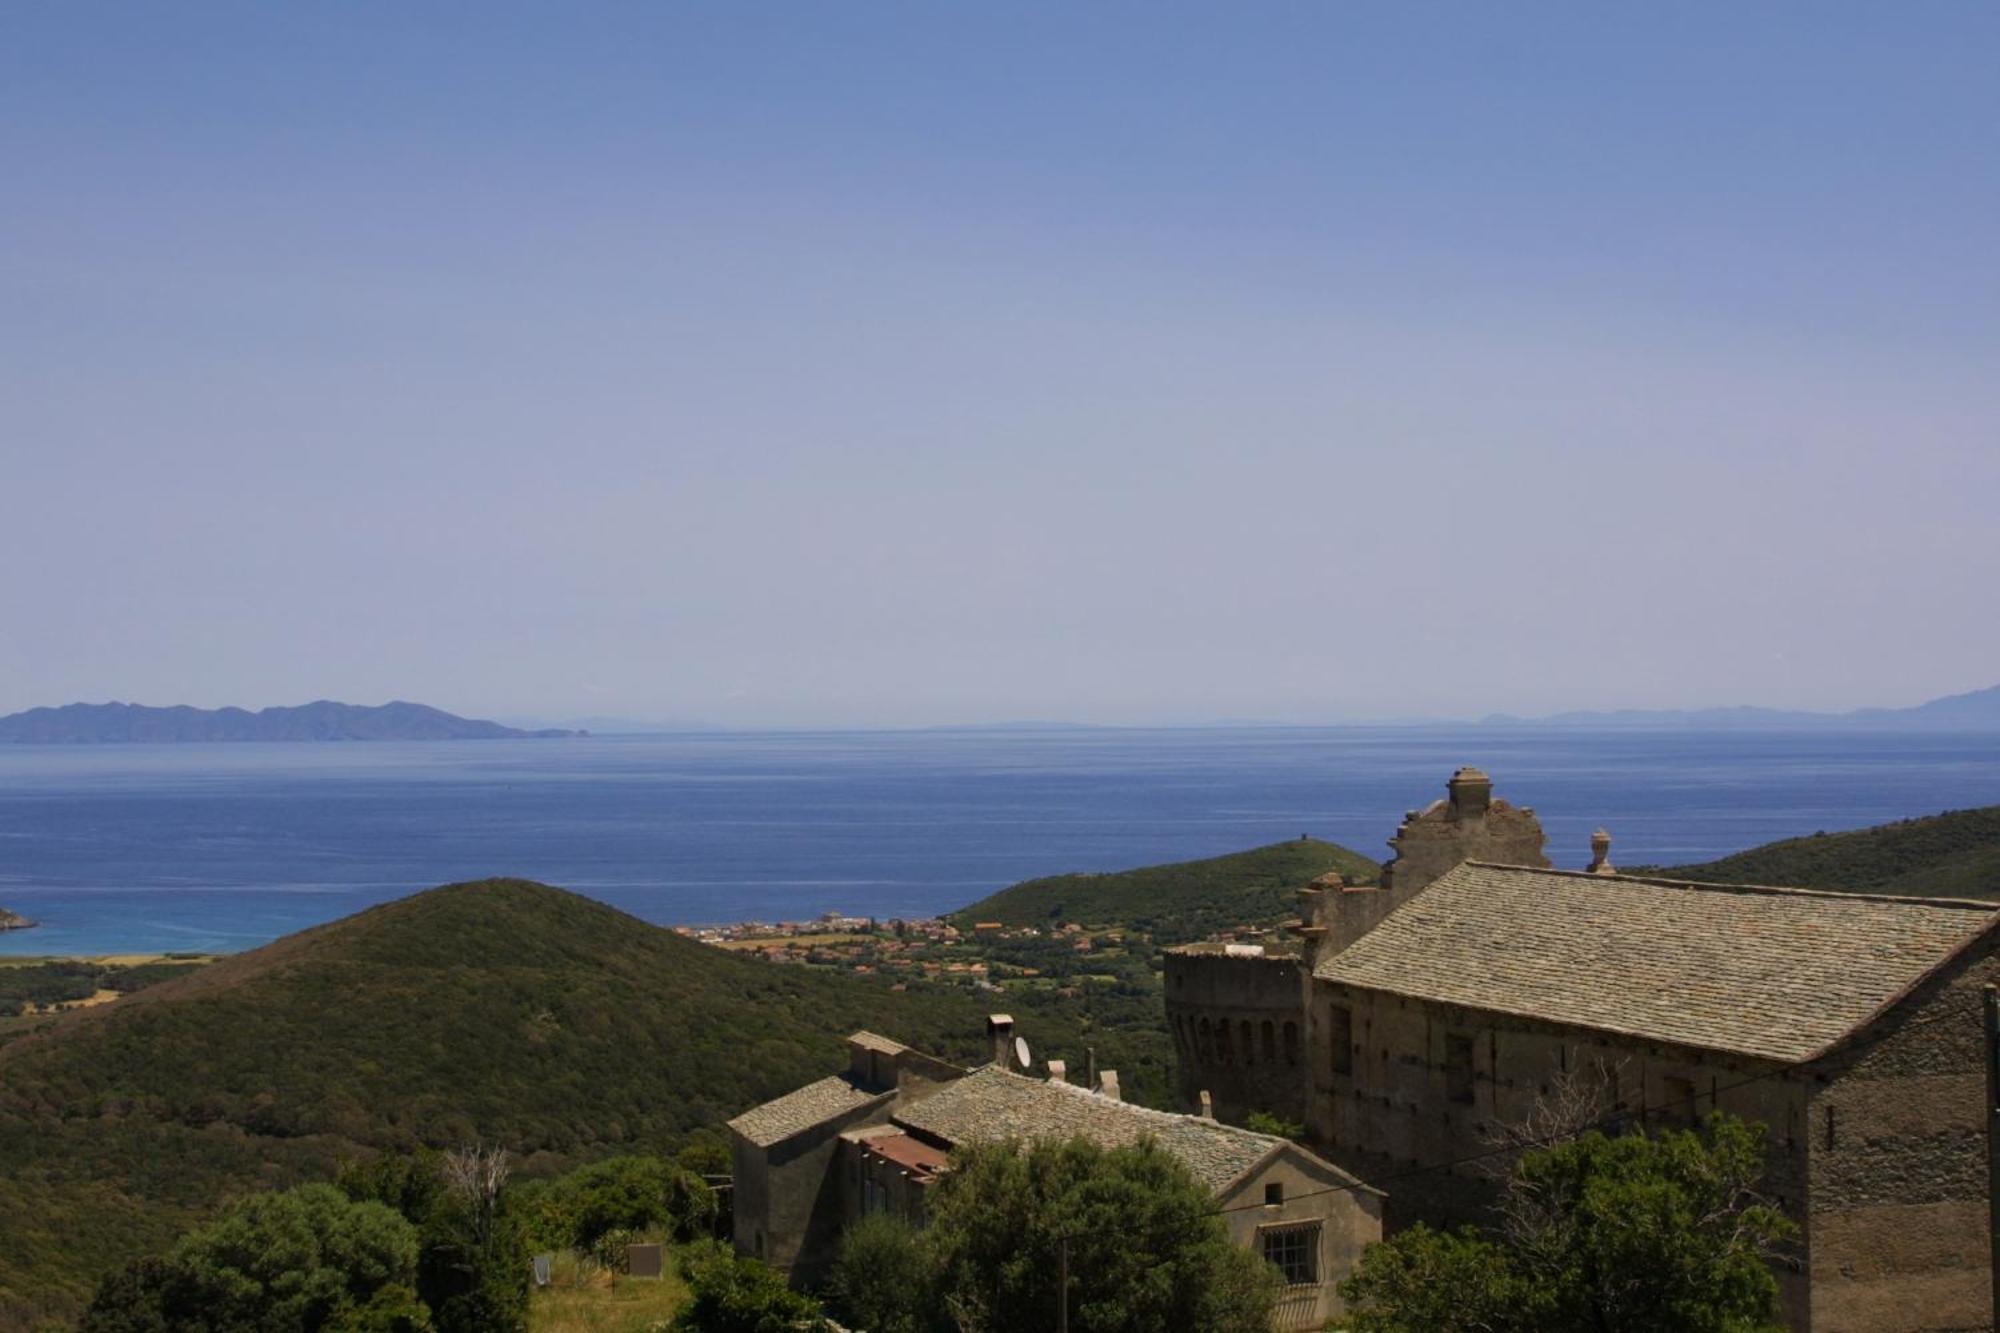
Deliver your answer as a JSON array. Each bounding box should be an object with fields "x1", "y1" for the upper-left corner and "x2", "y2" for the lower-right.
[
  {"x1": 1803, "y1": 940, "x2": 2000, "y2": 1333},
  {"x1": 1164, "y1": 947, "x2": 1309, "y2": 1125},
  {"x1": 1378, "y1": 768, "x2": 1551, "y2": 898}
]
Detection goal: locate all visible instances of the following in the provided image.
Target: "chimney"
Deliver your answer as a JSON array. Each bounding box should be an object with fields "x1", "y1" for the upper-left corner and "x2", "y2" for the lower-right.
[
  {"x1": 1198, "y1": 1090, "x2": 1215, "y2": 1120},
  {"x1": 1084, "y1": 1046, "x2": 1097, "y2": 1090},
  {"x1": 986, "y1": 1014, "x2": 1015, "y2": 1068},
  {"x1": 1097, "y1": 1070, "x2": 1121, "y2": 1101},
  {"x1": 1046, "y1": 1059, "x2": 1068, "y2": 1084},
  {"x1": 1588, "y1": 829, "x2": 1615, "y2": 875},
  {"x1": 1447, "y1": 766, "x2": 1492, "y2": 820}
]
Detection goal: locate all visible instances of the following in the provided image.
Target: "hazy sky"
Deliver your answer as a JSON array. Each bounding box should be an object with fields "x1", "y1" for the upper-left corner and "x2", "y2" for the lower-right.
[{"x1": 4, "y1": 5, "x2": 1996, "y2": 726}]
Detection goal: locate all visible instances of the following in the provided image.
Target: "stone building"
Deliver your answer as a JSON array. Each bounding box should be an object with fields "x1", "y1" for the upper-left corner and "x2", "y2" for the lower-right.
[
  {"x1": 1165, "y1": 768, "x2": 2000, "y2": 1332},
  {"x1": 728, "y1": 1017, "x2": 1384, "y2": 1330},
  {"x1": 1166, "y1": 767, "x2": 1548, "y2": 1129}
]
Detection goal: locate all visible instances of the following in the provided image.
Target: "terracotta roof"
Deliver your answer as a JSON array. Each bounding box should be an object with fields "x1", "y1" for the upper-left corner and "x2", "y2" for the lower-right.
[
  {"x1": 728, "y1": 1075, "x2": 887, "y2": 1148},
  {"x1": 1314, "y1": 862, "x2": 2000, "y2": 1062},
  {"x1": 892, "y1": 1066, "x2": 1297, "y2": 1193}
]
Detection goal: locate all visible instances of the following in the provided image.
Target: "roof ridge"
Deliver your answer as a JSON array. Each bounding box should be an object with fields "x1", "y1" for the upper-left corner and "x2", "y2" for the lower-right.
[
  {"x1": 979, "y1": 1065, "x2": 1285, "y2": 1145},
  {"x1": 1457, "y1": 860, "x2": 2000, "y2": 912}
]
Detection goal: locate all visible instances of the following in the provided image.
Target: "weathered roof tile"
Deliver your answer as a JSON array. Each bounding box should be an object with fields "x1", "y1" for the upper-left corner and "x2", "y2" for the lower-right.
[
  {"x1": 728, "y1": 1074, "x2": 886, "y2": 1148},
  {"x1": 893, "y1": 1066, "x2": 1285, "y2": 1192},
  {"x1": 1314, "y1": 862, "x2": 2000, "y2": 1062}
]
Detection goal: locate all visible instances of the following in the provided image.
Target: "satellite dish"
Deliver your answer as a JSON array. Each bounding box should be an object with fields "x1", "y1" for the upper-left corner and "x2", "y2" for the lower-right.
[{"x1": 1014, "y1": 1037, "x2": 1032, "y2": 1071}]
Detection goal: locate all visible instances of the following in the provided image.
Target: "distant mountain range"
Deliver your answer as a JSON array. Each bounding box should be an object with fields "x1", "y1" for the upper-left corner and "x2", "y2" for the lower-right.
[
  {"x1": 0, "y1": 700, "x2": 583, "y2": 743},
  {"x1": 1480, "y1": 683, "x2": 2000, "y2": 731}
]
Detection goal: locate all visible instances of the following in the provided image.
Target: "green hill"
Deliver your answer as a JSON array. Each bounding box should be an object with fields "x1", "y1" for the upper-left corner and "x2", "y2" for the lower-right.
[
  {"x1": 0, "y1": 880, "x2": 1130, "y2": 1330},
  {"x1": 1648, "y1": 805, "x2": 2000, "y2": 900},
  {"x1": 952, "y1": 838, "x2": 1382, "y2": 942}
]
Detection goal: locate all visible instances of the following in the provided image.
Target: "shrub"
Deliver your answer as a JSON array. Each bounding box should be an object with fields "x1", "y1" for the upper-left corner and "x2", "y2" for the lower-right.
[
  {"x1": 826, "y1": 1213, "x2": 931, "y2": 1333},
  {"x1": 669, "y1": 1240, "x2": 827, "y2": 1333}
]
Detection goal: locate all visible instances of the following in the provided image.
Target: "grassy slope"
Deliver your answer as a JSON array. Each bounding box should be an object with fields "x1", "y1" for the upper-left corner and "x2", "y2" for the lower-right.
[
  {"x1": 0, "y1": 880, "x2": 1087, "y2": 1330},
  {"x1": 1648, "y1": 805, "x2": 2000, "y2": 900},
  {"x1": 952, "y1": 838, "x2": 1381, "y2": 942}
]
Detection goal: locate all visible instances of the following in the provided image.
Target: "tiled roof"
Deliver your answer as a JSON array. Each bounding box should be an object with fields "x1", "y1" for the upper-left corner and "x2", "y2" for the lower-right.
[
  {"x1": 1314, "y1": 862, "x2": 2000, "y2": 1062},
  {"x1": 728, "y1": 1074, "x2": 887, "y2": 1148},
  {"x1": 848, "y1": 1031, "x2": 907, "y2": 1054},
  {"x1": 892, "y1": 1066, "x2": 1291, "y2": 1193}
]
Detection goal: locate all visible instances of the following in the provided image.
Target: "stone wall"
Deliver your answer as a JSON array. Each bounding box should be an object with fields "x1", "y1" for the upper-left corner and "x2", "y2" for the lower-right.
[
  {"x1": 1803, "y1": 940, "x2": 2000, "y2": 1333},
  {"x1": 730, "y1": 1091, "x2": 896, "y2": 1284},
  {"x1": 1213, "y1": 1142, "x2": 1385, "y2": 1331},
  {"x1": 1164, "y1": 945, "x2": 1310, "y2": 1125},
  {"x1": 1307, "y1": 979, "x2": 1811, "y2": 1304}
]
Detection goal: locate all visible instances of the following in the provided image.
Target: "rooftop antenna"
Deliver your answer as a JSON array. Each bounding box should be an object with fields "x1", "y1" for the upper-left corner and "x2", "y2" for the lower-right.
[{"x1": 1014, "y1": 1036, "x2": 1032, "y2": 1072}]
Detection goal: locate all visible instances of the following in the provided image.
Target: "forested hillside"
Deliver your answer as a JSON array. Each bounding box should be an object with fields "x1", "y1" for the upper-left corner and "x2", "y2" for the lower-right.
[
  {"x1": 0, "y1": 880, "x2": 1137, "y2": 1329},
  {"x1": 1649, "y1": 805, "x2": 2000, "y2": 900},
  {"x1": 952, "y1": 837, "x2": 1381, "y2": 942}
]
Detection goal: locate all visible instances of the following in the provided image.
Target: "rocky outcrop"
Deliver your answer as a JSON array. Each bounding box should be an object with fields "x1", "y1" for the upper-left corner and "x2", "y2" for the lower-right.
[{"x1": 0, "y1": 907, "x2": 35, "y2": 931}]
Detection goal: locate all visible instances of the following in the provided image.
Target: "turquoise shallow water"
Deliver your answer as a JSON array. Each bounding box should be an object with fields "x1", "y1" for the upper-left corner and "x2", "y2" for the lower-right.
[{"x1": 0, "y1": 726, "x2": 1996, "y2": 956}]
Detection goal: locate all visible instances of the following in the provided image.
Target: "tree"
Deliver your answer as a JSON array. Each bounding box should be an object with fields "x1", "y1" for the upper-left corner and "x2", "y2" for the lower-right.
[
  {"x1": 670, "y1": 1240, "x2": 829, "y2": 1333},
  {"x1": 339, "y1": 1146, "x2": 529, "y2": 1333},
  {"x1": 826, "y1": 1213, "x2": 932, "y2": 1333},
  {"x1": 923, "y1": 1137, "x2": 1278, "y2": 1333},
  {"x1": 80, "y1": 1185, "x2": 428, "y2": 1333},
  {"x1": 1340, "y1": 1113, "x2": 1797, "y2": 1333}
]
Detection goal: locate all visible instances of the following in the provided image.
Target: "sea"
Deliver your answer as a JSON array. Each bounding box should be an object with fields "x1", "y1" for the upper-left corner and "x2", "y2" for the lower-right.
[{"x1": 1, "y1": 727, "x2": 1997, "y2": 958}]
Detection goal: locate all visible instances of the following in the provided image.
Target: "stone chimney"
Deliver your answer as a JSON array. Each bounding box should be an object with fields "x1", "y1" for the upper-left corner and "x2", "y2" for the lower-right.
[
  {"x1": 1198, "y1": 1090, "x2": 1215, "y2": 1120},
  {"x1": 1097, "y1": 1070, "x2": 1121, "y2": 1102},
  {"x1": 1084, "y1": 1046, "x2": 1097, "y2": 1090},
  {"x1": 1588, "y1": 828, "x2": 1616, "y2": 876},
  {"x1": 1046, "y1": 1059, "x2": 1067, "y2": 1084},
  {"x1": 1447, "y1": 766, "x2": 1493, "y2": 819},
  {"x1": 986, "y1": 1014, "x2": 1015, "y2": 1068}
]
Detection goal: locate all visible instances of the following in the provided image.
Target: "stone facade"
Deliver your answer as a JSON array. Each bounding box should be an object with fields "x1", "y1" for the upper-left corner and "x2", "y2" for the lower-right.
[{"x1": 1165, "y1": 943, "x2": 1309, "y2": 1126}]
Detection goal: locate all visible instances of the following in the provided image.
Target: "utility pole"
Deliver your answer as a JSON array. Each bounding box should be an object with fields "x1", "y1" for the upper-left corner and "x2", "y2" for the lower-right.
[{"x1": 1057, "y1": 1232, "x2": 1069, "y2": 1333}]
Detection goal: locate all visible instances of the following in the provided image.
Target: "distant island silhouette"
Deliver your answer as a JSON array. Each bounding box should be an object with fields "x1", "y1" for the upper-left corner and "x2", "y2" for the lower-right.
[
  {"x1": 1479, "y1": 683, "x2": 2000, "y2": 731},
  {"x1": 0, "y1": 700, "x2": 584, "y2": 743}
]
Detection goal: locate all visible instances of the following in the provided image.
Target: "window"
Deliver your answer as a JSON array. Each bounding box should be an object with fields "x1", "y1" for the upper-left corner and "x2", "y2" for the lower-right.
[
  {"x1": 1329, "y1": 1006, "x2": 1353, "y2": 1077},
  {"x1": 1241, "y1": 1020, "x2": 1255, "y2": 1065},
  {"x1": 1283, "y1": 1021, "x2": 1299, "y2": 1066},
  {"x1": 1217, "y1": 1020, "x2": 1234, "y2": 1064},
  {"x1": 1198, "y1": 1018, "x2": 1212, "y2": 1063},
  {"x1": 1261, "y1": 1223, "x2": 1319, "y2": 1286},
  {"x1": 1659, "y1": 1075, "x2": 1697, "y2": 1128},
  {"x1": 1264, "y1": 1181, "x2": 1284, "y2": 1206},
  {"x1": 1445, "y1": 1033, "x2": 1475, "y2": 1105},
  {"x1": 1261, "y1": 1020, "x2": 1276, "y2": 1062}
]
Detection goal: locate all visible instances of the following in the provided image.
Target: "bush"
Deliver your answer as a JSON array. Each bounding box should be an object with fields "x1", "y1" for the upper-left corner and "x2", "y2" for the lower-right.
[
  {"x1": 588, "y1": 1227, "x2": 638, "y2": 1274},
  {"x1": 826, "y1": 1213, "x2": 931, "y2": 1333},
  {"x1": 924, "y1": 1137, "x2": 1278, "y2": 1333},
  {"x1": 1340, "y1": 1113, "x2": 1796, "y2": 1333},
  {"x1": 670, "y1": 1240, "x2": 827, "y2": 1333},
  {"x1": 80, "y1": 1184, "x2": 427, "y2": 1333}
]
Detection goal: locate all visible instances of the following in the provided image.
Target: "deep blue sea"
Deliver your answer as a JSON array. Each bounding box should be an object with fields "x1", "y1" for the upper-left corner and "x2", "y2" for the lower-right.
[{"x1": 1, "y1": 727, "x2": 1997, "y2": 957}]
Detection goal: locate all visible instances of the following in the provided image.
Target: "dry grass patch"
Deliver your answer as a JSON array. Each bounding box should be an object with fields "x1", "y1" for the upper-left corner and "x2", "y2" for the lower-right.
[{"x1": 529, "y1": 1248, "x2": 689, "y2": 1333}]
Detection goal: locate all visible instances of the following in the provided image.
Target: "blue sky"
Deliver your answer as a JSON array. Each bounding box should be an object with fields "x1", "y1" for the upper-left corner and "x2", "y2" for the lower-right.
[{"x1": 4, "y1": 4, "x2": 1996, "y2": 725}]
